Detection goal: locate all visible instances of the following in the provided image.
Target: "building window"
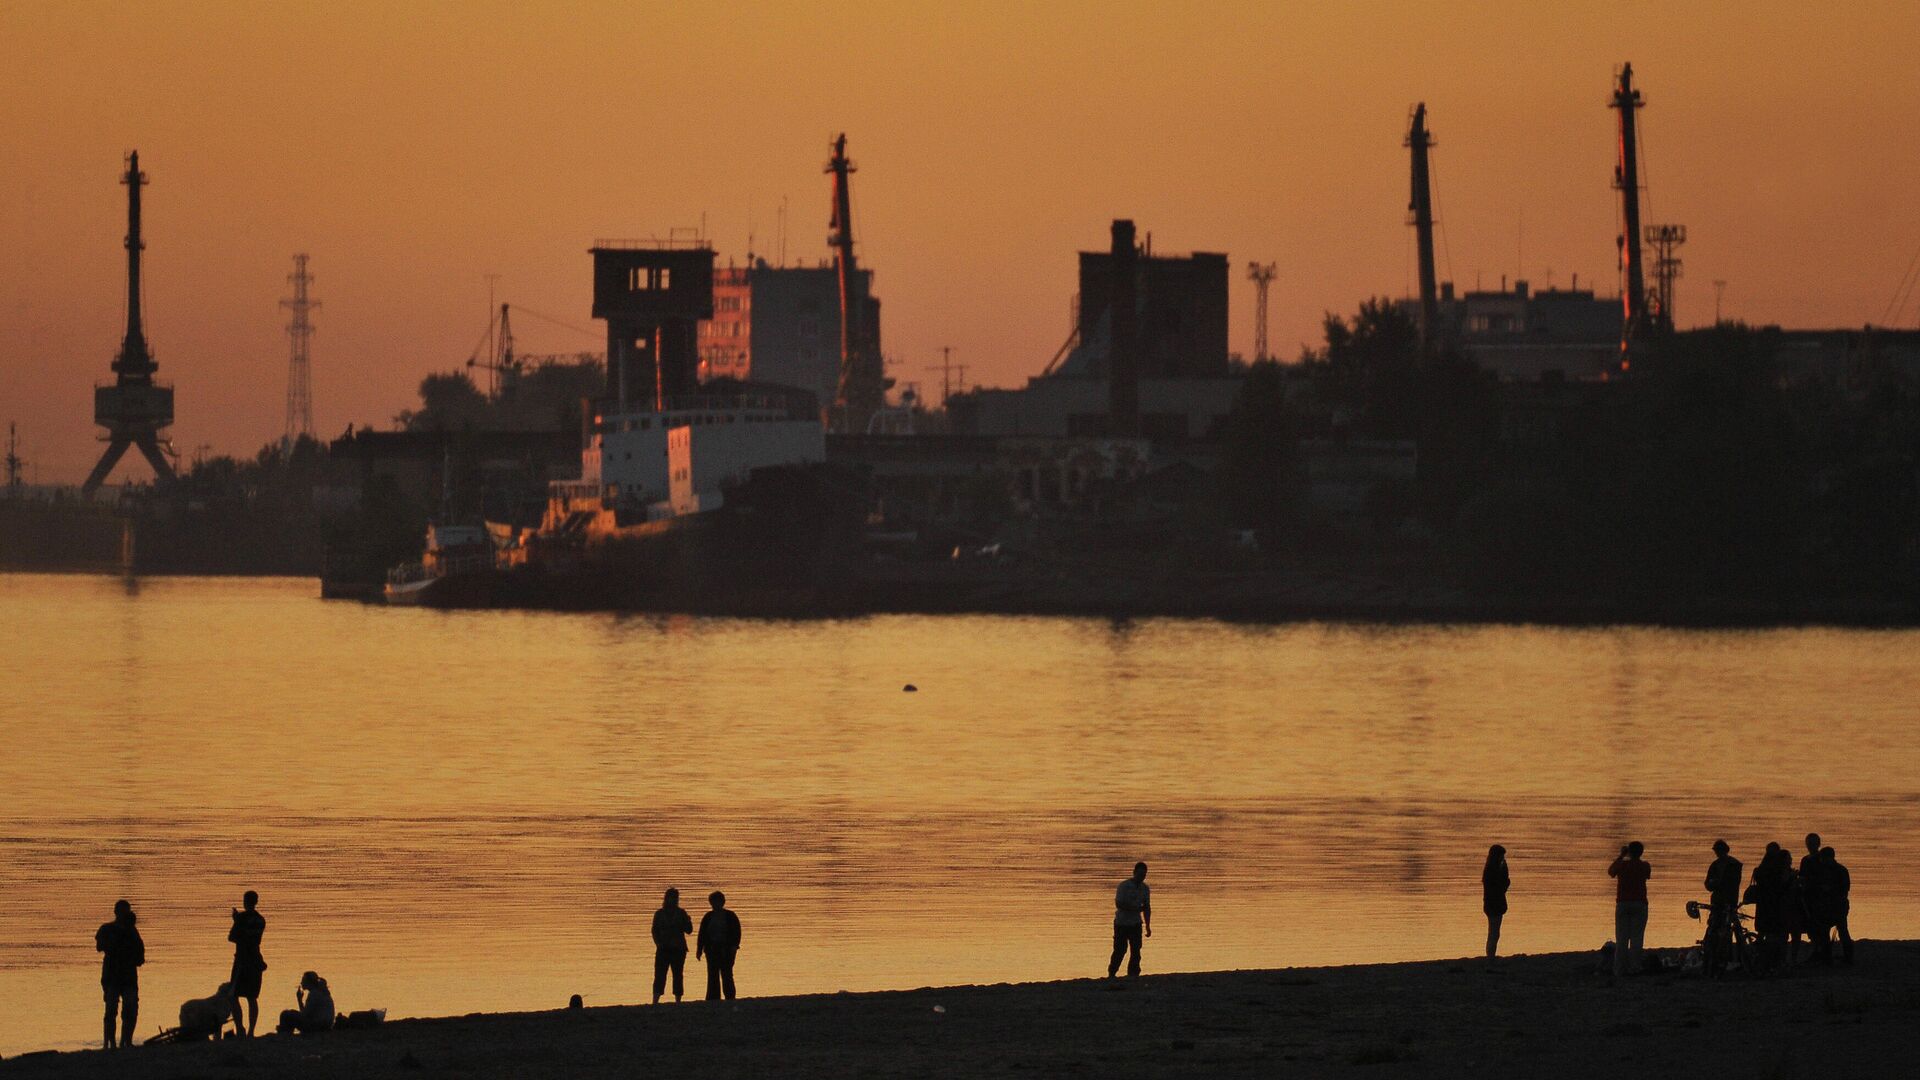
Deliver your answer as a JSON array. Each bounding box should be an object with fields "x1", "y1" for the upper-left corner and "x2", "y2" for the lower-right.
[{"x1": 628, "y1": 267, "x2": 671, "y2": 291}]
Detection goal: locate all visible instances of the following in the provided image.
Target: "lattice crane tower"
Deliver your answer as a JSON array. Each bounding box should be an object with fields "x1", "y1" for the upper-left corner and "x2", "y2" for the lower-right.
[
  {"x1": 281, "y1": 253, "x2": 320, "y2": 444},
  {"x1": 1247, "y1": 262, "x2": 1277, "y2": 362}
]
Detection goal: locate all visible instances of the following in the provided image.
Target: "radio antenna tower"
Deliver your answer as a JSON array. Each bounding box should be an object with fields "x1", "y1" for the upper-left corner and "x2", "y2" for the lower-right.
[
  {"x1": 1247, "y1": 262, "x2": 1277, "y2": 362},
  {"x1": 281, "y1": 253, "x2": 319, "y2": 445}
]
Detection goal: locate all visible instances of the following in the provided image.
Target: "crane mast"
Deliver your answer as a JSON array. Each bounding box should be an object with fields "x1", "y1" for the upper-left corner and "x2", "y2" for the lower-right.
[
  {"x1": 827, "y1": 133, "x2": 883, "y2": 431},
  {"x1": 1406, "y1": 103, "x2": 1440, "y2": 353},
  {"x1": 1612, "y1": 63, "x2": 1649, "y2": 355}
]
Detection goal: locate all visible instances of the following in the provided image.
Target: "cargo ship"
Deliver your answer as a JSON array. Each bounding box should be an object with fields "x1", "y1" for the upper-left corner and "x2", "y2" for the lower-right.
[{"x1": 381, "y1": 388, "x2": 864, "y2": 611}]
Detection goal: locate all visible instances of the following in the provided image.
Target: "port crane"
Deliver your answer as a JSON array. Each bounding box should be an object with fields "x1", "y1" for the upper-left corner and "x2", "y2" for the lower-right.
[
  {"x1": 827, "y1": 134, "x2": 888, "y2": 432},
  {"x1": 82, "y1": 152, "x2": 177, "y2": 497}
]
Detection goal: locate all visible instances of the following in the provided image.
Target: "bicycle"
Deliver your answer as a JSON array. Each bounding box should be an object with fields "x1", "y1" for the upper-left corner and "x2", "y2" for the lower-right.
[{"x1": 1686, "y1": 898, "x2": 1759, "y2": 977}]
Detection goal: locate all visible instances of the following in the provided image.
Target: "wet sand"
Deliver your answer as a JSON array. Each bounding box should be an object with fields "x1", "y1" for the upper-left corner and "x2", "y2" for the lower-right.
[{"x1": 5, "y1": 943, "x2": 1917, "y2": 1078}]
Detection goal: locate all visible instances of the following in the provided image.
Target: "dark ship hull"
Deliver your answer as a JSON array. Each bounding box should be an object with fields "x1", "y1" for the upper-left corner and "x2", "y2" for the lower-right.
[
  {"x1": 407, "y1": 462, "x2": 867, "y2": 614},
  {"x1": 0, "y1": 499, "x2": 127, "y2": 572}
]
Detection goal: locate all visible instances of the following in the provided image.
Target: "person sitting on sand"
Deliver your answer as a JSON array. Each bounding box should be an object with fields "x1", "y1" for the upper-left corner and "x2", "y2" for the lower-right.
[
  {"x1": 652, "y1": 887, "x2": 694, "y2": 1004},
  {"x1": 277, "y1": 971, "x2": 335, "y2": 1035},
  {"x1": 697, "y1": 890, "x2": 743, "y2": 1001},
  {"x1": 96, "y1": 899, "x2": 145, "y2": 1049},
  {"x1": 1607, "y1": 842, "x2": 1651, "y2": 976},
  {"x1": 1482, "y1": 845, "x2": 1509, "y2": 963},
  {"x1": 1108, "y1": 862, "x2": 1152, "y2": 978}
]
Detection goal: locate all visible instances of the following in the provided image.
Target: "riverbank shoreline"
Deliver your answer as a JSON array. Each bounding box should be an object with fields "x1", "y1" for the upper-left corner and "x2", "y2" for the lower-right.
[{"x1": 6, "y1": 943, "x2": 1916, "y2": 1078}]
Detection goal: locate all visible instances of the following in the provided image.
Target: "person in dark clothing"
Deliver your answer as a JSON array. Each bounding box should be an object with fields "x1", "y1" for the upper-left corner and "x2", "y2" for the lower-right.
[
  {"x1": 1797, "y1": 832, "x2": 1827, "y2": 962},
  {"x1": 96, "y1": 899, "x2": 145, "y2": 1049},
  {"x1": 696, "y1": 891, "x2": 743, "y2": 1001},
  {"x1": 1817, "y1": 846, "x2": 1854, "y2": 965},
  {"x1": 1108, "y1": 862, "x2": 1152, "y2": 978},
  {"x1": 1747, "y1": 845, "x2": 1795, "y2": 970},
  {"x1": 1482, "y1": 845, "x2": 1509, "y2": 963},
  {"x1": 1703, "y1": 840, "x2": 1743, "y2": 970},
  {"x1": 276, "y1": 970, "x2": 335, "y2": 1035},
  {"x1": 651, "y1": 887, "x2": 693, "y2": 1004},
  {"x1": 228, "y1": 891, "x2": 267, "y2": 1037}
]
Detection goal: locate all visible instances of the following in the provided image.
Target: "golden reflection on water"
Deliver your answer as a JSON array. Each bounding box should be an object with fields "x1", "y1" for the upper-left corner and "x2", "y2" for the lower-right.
[{"x1": 1, "y1": 574, "x2": 1916, "y2": 1053}]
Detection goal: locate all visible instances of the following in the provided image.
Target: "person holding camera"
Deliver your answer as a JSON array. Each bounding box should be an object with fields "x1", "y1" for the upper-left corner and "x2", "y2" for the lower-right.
[
  {"x1": 228, "y1": 890, "x2": 267, "y2": 1036},
  {"x1": 1607, "y1": 842, "x2": 1651, "y2": 976}
]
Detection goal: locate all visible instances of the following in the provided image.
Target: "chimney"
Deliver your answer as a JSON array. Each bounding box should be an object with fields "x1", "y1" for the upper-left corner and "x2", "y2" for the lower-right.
[{"x1": 1108, "y1": 219, "x2": 1140, "y2": 438}]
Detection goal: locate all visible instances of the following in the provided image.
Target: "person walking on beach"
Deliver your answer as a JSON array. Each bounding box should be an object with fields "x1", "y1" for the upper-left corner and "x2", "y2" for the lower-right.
[
  {"x1": 1703, "y1": 839, "x2": 1742, "y2": 971},
  {"x1": 1608, "y1": 842, "x2": 1651, "y2": 976},
  {"x1": 228, "y1": 890, "x2": 267, "y2": 1037},
  {"x1": 95, "y1": 899, "x2": 145, "y2": 1049},
  {"x1": 1107, "y1": 861, "x2": 1152, "y2": 978},
  {"x1": 1482, "y1": 845, "x2": 1509, "y2": 963},
  {"x1": 696, "y1": 890, "x2": 743, "y2": 1001},
  {"x1": 651, "y1": 887, "x2": 693, "y2": 1004}
]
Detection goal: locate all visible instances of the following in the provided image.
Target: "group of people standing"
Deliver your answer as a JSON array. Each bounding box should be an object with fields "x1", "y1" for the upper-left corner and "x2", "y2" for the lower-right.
[
  {"x1": 92, "y1": 890, "x2": 291, "y2": 1049},
  {"x1": 1479, "y1": 834, "x2": 1855, "y2": 977},
  {"x1": 1706, "y1": 832, "x2": 1855, "y2": 969},
  {"x1": 649, "y1": 888, "x2": 744, "y2": 1003}
]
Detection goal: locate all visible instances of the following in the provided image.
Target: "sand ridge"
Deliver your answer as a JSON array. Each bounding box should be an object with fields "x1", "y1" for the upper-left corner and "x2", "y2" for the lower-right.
[{"x1": 5, "y1": 944, "x2": 1918, "y2": 1078}]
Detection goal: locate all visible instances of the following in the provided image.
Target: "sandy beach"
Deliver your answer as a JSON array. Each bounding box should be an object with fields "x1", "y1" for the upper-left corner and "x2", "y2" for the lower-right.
[{"x1": 5, "y1": 943, "x2": 1916, "y2": 1079}]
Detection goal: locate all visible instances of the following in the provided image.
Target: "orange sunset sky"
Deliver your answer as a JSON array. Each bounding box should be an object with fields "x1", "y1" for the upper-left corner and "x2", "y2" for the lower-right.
[{"x1": 3, "y1": 1, "x2": 1919, "y2": 481}]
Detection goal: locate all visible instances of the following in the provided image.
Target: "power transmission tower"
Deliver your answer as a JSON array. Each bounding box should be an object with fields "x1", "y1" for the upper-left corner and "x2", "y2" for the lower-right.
[
  {"x1": 1247, "y1": 262, "x2": 1277, "y2": 361},
  {"x1": 925, "y1": 346, "x2": 967, "y2": 407},
  {"x1": 281, "y1": 253, "x2": 320, "y2": 445},
  {"x1": 1643, "y1": 224, "x2": 1686, "y2": 330}
]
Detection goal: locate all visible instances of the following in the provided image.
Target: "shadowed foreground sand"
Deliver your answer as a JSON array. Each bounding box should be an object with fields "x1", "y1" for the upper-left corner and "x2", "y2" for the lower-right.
[{"x1": 6, "y1": 944, "x2": 1918, "y2": 1079}]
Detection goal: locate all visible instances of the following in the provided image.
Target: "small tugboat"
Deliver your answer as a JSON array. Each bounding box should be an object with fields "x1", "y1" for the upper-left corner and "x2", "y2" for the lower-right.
[{"x1": 383, "y1": 523, "x2": 496, "y2": 606}]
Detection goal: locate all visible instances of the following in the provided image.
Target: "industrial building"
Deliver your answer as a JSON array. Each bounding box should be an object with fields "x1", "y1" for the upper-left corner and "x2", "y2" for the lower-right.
[
  {"x1": 699, "y1": 260, "x2": 881, "y2": 410},
  {"x1": 1400, "y1": 280, "x2": 1622, "y2": 382},
  {"x1": 953, "y1": 220, "x2": 1244, "y2": 440}
]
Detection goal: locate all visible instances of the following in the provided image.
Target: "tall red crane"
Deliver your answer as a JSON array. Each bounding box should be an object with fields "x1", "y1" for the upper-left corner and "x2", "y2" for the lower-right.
[
  {"x1": 1611, "y1": 64, "x2": 1649, "y2": 356},
  {"x1": 827, "y1": 133, "x2": 884, "y2": 432}
]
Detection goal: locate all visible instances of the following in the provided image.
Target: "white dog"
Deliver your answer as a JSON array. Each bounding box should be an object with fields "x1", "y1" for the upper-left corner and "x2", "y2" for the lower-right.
[{"x1": 177, "y1": 981, "x2": 236, "y2": 1041}]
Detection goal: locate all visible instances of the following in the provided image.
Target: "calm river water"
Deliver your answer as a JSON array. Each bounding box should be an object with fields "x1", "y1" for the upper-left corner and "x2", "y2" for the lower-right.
[{"x1": 1, "y1": 573, "x2": 1916, "y2": 1054}]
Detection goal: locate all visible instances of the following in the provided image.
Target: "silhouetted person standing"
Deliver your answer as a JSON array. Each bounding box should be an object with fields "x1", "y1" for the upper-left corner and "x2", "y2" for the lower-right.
[
  {"x1": 1818, "y1": 847, "x2": 1853, "y2": 964},
  {"x1": 1704, "y1": 839, "x2": 1743, "y2": 969},
  {"x1": 1798, "y1": 832, "x2": 1825, "y2": 961},
  {"x1": 95, "y1": 899, "x2": 145, "y2": 1049},
  {"x1": 1482, "y1": 845, "x2": 1509, "y2": 962},
  {"x1": 1608, "y1": 842, "x2": 1651, "y2": 976},
  {"x1": 651, "y1": 887, "x2": 693, "y2": 1004},
  {"x1": 228, "y1": 890, "x2": 267, "y2": 1037},
  {"x1": 697, "y1": 891, "x2": 743, "y2": 1001},
  {"x1": 1107, "y1": 861, "x2": 1151, "y2": 978}
]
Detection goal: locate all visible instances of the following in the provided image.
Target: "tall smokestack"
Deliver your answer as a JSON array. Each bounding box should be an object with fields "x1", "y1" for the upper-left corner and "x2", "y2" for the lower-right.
[
  {"x1": 1612, "y1": 63, "x2": 1648, "y2": 354},
  {"x1": 1108, "y1": 219, "x2": 1140, "y2": 438},
  {"x1": 1406, "y1": 103, "x2": 1439, "y2": 353}
]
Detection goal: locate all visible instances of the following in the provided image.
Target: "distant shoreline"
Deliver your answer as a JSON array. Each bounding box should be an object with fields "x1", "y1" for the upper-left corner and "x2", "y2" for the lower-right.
[
  {"x1": 5, "y1": 566, "x2": 1919, "y2": 628},
  {"x1": 5, "y1": 944, "x2": 1914, "y2": 1078}
]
